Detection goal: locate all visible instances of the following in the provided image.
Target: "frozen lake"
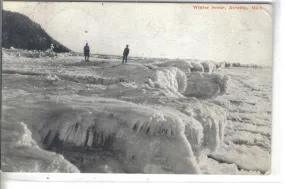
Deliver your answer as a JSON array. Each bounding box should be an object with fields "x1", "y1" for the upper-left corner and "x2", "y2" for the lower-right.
[{"x1": 1, "y1": 54, "x2": 272, "y2": 174}]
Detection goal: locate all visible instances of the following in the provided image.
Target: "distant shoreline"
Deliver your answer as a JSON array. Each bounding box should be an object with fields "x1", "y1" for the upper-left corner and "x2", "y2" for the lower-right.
[{"x1": 2, "y1": 48, "x2": 270, "y2": 68}]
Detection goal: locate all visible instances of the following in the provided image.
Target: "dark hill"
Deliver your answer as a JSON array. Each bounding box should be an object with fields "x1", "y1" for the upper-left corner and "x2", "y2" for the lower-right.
[{"x1": 2, "y1": 10, "x2": 71, "y2": 53}]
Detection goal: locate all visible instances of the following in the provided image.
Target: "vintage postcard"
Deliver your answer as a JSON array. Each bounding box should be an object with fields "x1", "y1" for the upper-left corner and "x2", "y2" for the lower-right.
[{"x1": 1, "y1": 1, "x2": 272, "y2": 175}]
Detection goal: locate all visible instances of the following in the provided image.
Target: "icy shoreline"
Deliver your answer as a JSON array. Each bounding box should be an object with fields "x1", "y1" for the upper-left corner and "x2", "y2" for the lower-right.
[{"x1": 1, "y1": 53, "x2": 272, "y2": 174}]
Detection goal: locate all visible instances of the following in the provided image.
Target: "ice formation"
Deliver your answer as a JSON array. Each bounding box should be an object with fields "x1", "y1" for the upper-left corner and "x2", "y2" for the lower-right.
[
  {"x1": 147, "y1": 67, "x2": 187, "y2": 93},
  {"x1": 98, "y1": 64, "x2": 188, "y2": 94},
  {"x1": 188, "y1": 61, "x2": 204, "y2": 72},
  {"x1": 1, "y1": 120, "x2": 80, "y2": 172},
  {"x1": 2, "y1": 48, "x2": 80, "y2": 58},
  {"x1": 2, "y1": 69, "x2": 124, "y2": 86},
  {"x1": 200, "y1": 61, "x2": 216, "y2": 73},
  {"x1": 36, "y1": 97, "x2": 202, "y2": 174},
  {"x1": 224, "y1": 129, "x2": 270, "y2": 150},
  {"x1": 158, "y1": 59, "x2": 219, "y2": 73},
  {"x1": 215, "y1": 62, "x2": 226, "y2": 70},
  {"x1": 209, "y1": 143, "x2": 270, "y2": 173},
  {"x1": 198, "y1": 155, "x2": 240, "y2": 174},
  {"x1": 3, "y1": 48, "x2": 57, "y2": 58},
  {"x1": 2, "y1": 50, "x2": 271, "y2": 174},
  {"x1": 183, "y1": 73, "x2": 230, "y2": 99},
  {"x1": 179, "y1": 101, "x2": 227, "y2": 154},
  {"x1": 157, "y1": 60, "x2": 194, "y2": 73},
  {"x1": 78, "y1": 82, "x2": 228, "y2": 158}
]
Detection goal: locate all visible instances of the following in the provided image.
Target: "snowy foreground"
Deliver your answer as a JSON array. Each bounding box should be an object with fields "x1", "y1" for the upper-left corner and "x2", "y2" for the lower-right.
[{"x1": 1, "y1": 52, "x2": 272, "y2": 174}]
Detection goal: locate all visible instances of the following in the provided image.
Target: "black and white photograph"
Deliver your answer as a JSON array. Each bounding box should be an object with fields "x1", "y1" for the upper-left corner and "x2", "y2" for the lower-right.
[{"x1": 1, "y1": 1, "x2": 273, "y2": 175}]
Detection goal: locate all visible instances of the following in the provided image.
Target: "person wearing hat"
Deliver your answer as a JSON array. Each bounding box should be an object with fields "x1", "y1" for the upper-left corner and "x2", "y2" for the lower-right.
[{"x1": 122, "y1": 45, "x2": 130, "y2": 64}]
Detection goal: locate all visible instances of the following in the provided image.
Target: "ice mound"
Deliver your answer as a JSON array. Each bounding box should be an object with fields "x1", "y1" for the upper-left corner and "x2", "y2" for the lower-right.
[
  {"x1": 200, "y1": 61, "x2": 216, "y2": 73},
  {"x1": 188, "y1": 61, "x2": 204, "y2": 72},
  {"x1": 78, "y1": 81, "x2": 227, "y2": 157},
  {"x1": 151, "y1": 105, "x2": 204, "y2": 159},
  {"x1": 146, "y1": 67, "x2": 187, "y2": 93},
  {"x1": 157, "y1": 60, "x2": 193, "y2": 73},
  {"x1": 101, "y1": 64, "x2": 187, "y2": 94},
  {"x1": 149, "y1": 62, "x2": 229, "y2": 99},
  {"x1": 183, "y1": 73, "x2": 230, "y2": 99},
  {"x1": 1, "y1": 120, "x2": 79, "y2": 172},
  {"x1": 101, "y1": 82, "x2": 184, "y2": 102},
  {"x1": 157, "y1": 60, "x2": 212, "y2": 73},
  {"x1": 37, "y1": 97, "x2": 202, "y2": 174},
  {"x1": 87, "y1": 84, "x2": 227, "y2": 157},
  {"x1": 215, "y1": 62, "x2": 226, "y2": 69},
  {"x1": 77, "y1": 80, "x2": 227, "y2": 157},
  {"x1": 180, "y1": 101, "x2": 227, "y2": 154}
]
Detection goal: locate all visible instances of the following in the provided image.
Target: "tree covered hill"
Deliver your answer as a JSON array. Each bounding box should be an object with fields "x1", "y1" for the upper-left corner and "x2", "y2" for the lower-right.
[{"x1": 2, "y1": 10, "x2": 71, "y2": 53}]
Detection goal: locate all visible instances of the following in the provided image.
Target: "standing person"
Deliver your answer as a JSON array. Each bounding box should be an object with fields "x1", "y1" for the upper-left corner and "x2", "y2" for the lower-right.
[
  {"x1": 84, "y1": 43, "x2": 90, "y2": 62},
  {"x1": 122, "y1": 45, "x2": 129, "y2": 64}
]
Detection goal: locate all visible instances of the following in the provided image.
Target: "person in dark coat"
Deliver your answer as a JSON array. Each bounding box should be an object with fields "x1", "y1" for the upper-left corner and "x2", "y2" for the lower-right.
[
  {"x1": 122, "y1": 45, "x2": 129, "y2": 63},
  {"x1": 84, "y1": 43, "x2": 90, "y2": 61}
]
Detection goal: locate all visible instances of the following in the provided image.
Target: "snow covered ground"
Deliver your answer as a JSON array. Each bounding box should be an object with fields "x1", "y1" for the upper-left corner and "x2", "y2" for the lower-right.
[{"x1": 1, "y1": 51, "x2": 272, "y2": 174}]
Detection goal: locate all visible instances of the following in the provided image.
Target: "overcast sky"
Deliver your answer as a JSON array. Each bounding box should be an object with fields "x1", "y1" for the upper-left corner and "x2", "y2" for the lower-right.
[{"x1": 4, "y1": 2, "x2": 272, "y2": 65}]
